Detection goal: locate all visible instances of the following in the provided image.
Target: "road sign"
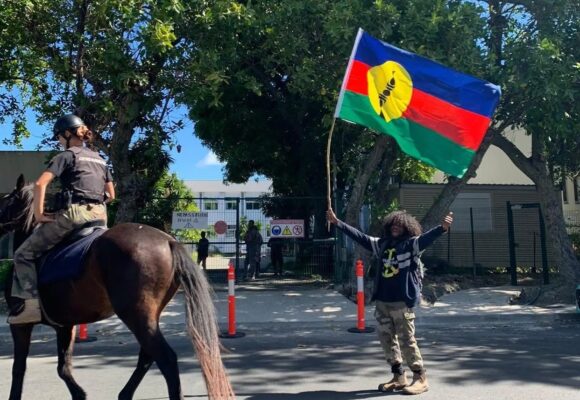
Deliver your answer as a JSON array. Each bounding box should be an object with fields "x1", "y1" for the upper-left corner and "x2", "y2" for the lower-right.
[
  {"x1": 171, "y1": 212, "x2": 209, "y2": 230},
  {"x1": 270, "y1": 219, "x2": 304, "y2": 238},
  {"x1": 214, "y1": 220, "x2": 228, "y2": 235}
]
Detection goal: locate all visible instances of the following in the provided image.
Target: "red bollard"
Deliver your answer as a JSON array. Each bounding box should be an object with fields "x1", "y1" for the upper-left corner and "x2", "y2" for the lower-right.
[
  {"x1": 219, "y1": 261, "x2": 245, "y2": 338},
  {"x1": 348, "y1": 259, "x2": 375, "y2": 334},
  {"x1": 75, "y1": 323, "x2": 97, "y2": 343}
]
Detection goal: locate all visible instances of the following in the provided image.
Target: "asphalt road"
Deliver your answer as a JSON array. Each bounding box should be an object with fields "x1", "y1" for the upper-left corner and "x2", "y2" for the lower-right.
[{"x1": 1, "y1": 313, "x2": 579, "y2": 400}]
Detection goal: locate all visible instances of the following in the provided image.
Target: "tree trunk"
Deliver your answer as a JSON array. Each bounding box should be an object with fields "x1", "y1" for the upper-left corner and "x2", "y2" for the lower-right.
[
  {"x1": 421, "y1": 126, "x2": 498, "y2": 228},
  {"x1": 344, "y1": 136, "x2": 391, "y2": 227},
  {"x1": 109, "y1": 113, "x2": 138, "y2": 223},
  {"x1": 492, "y1": 134, "x2": 580, "y2": 290}
]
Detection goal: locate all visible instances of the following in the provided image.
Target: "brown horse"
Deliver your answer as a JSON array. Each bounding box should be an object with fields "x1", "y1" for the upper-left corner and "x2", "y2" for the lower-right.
[{"x1": 0, "y1": 175, "x2": 235, "y2": 400}]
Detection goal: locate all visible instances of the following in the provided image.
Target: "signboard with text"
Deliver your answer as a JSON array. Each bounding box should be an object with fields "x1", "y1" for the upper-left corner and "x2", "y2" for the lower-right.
[
  {"x1": 171, "y1": 212, "x2": 209, "y2": 230},
  {"x1": 270, "y1": 219, "x2": 304, "y2": 238}
]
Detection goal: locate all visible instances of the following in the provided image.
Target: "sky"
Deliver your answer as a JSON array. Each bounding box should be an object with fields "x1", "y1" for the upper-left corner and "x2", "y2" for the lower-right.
[{"x1": 0, "y1": 107, "x2": 226, "y2": 181}]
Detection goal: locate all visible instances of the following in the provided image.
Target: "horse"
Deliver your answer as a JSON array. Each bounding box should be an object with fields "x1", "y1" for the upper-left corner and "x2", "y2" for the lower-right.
[{"x1": 0, "y1": 175, "x2": 235, "y2": 400}]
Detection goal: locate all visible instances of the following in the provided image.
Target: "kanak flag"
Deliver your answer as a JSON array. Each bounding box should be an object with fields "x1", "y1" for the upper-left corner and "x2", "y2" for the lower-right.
[{"x1": 335, "y1": 29, "x2": 501, "y2": 177}]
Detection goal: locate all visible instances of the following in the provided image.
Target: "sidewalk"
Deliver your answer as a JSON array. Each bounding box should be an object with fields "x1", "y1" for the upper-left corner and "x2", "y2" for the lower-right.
[{"x1": 1, "y1": 285, "x2": 576, "y2": 339}]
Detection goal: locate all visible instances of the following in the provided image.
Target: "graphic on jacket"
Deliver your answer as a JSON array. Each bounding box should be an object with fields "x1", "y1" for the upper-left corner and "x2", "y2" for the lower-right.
[{"x1": 382, "y1": 248, "x2": 399, "y2": 278}]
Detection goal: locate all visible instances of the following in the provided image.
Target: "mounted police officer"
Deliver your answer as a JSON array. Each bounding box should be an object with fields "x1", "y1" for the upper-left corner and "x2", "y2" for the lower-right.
[{"x1": 8, "y1": 114, "x2": 115, "y2": 325}]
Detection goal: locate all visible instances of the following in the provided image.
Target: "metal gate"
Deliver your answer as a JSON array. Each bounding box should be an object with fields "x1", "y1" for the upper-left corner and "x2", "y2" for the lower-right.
[{"x1": 167, "y1": 196, "x2": 334, "y2": 283}]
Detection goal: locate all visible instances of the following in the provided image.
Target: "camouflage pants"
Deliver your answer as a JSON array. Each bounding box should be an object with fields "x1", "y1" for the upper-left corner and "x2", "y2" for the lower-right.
[
  {"x1": 12, "y1": 204, "x2": 106, "y2": 299},
  {"x1": 375, "y1": 300, "x2": 424, "y2": 371}
]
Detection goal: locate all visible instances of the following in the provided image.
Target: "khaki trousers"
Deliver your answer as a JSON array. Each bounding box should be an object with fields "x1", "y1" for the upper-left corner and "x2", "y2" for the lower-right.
[
  {"x1": 12, "y1": 204, "x2": 106, "y2": 299},
  {"x1": 375, "y1": 300, "x2": 423, "y2": 371}
]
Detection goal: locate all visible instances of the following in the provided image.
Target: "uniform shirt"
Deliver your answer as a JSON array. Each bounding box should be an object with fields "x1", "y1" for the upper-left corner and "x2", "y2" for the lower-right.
[{"x1": 47, "y1": 147, "x2": 113, "y2": 202}]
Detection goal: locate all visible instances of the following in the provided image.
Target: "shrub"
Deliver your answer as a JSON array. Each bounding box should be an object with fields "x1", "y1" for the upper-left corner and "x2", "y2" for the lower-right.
[{"x1": 0, "y1": 259, "x2": 12, "y2": 287}]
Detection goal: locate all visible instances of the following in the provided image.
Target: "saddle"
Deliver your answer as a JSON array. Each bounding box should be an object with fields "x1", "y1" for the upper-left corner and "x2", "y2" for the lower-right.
[{"x1": 37, "y1": 220, "x2": 108, "y2": 286}]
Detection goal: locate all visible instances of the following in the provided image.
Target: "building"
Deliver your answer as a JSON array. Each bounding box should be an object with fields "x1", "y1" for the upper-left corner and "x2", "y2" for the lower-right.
[
  {"x1": 180, "y1": 180, "x2": 274, "y2": 259},
  {"x1": 399, "y1": 183, "x2": 555, "y2": 271},
  {"x1": 0, "y1": 151, "x2": 53, "y2": 195},
  {"x1": 0, "y1": 151, "x2": 53, "y2": 258},
  {"x1": 399, "y1": 128, "x2": 578, "y2": 271}
]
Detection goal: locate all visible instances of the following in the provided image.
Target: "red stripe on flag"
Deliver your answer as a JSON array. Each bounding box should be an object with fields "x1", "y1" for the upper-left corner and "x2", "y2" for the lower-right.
[
  {"x1": 345, "y1": 60, "x2": 369, "y2": 96},
  {"x1": 403, "y1": 89, "x2": 491, "y2": 151}
]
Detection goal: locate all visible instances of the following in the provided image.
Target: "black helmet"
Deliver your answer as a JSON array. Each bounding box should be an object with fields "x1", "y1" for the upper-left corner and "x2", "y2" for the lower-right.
[{"x1": 53, "y1": 114, "x2": 85, "y2": 139}]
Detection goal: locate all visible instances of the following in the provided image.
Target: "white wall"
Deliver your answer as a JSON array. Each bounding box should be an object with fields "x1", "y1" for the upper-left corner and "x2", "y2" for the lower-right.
[{"x1": 431, "y1": 128, "x2": 533, "y2": 185}]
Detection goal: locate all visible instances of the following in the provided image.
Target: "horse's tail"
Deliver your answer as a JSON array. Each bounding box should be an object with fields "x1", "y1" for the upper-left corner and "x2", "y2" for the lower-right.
[{"x1": 169, "y1": 241, "x2": 235, "y2": 399}]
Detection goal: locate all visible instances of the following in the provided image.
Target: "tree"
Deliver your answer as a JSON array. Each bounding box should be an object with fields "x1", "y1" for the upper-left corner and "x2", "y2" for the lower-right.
[
  {"x1": 0, "y1": 0, "x2": 246, "y2": 222},
  {"x1": 0, "y1": 1, "x2": 33, "y2": 145},
  {"x1": 491, "y1": 0, "x2": 580, "y2": 286},
  {"x1": 123, "y1": 171, "x2": 200, "y2": 242},
  {"x1": 180, "y1": 0, "x2": 485, "y2": 229},
  {"x1": 422, "y1": 0, "x2": 580, "y2": 291}
]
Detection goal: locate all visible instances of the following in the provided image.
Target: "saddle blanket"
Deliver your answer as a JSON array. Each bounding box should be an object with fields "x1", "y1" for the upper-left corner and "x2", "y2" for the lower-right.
[{"x1": 38, "y1": 228, "x2": 107, "y2": 286}]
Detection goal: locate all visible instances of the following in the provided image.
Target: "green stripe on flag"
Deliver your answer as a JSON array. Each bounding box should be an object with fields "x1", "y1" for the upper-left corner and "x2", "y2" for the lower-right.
[{"x1": 338, "y1": 91, "x2": 475, "y2": 177}]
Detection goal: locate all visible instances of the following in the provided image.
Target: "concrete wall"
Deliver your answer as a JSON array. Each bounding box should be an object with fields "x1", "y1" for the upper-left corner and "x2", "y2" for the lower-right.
[{"x1": 0, "y1": 151, "x2": 53, "y2": 194}]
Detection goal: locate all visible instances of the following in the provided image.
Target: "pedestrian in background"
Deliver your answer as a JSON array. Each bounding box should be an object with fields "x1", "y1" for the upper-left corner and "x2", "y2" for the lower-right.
[
  {"x1": 268, "y1": 237, "x2": 284, "y2": 277},
  {"x1": 327, "y1": 208, "x2": 453, "y2": 395},
  {"x1": 197, "y1": 231, "x2": 209, "y2": 271},
  {"x1": 244, "y1": 220, "x2": 263, "y2": 280}
]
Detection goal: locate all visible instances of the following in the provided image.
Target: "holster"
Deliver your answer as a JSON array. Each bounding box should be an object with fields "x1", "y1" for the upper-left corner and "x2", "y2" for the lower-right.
[{"x1": 53, "y1": 190, "x2": 72, "y2": 211}]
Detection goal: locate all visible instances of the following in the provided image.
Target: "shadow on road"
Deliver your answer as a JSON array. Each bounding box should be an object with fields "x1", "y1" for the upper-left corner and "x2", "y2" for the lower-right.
[{"x1": 174, "y1": 389, "x2": 389, "y2": 399}]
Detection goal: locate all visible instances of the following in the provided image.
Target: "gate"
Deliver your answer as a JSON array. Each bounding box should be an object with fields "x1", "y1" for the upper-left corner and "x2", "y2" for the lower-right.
[{"x1": 167, "y1": 196, "x2": 334, "y2": 283}]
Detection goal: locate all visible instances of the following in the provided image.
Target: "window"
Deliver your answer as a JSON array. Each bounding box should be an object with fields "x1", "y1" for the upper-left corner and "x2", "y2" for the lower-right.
[
  {"x1": 203, "y1": 200, "x2": 218, "y2": 211},
  {"x1": 225, "y1": 200, "x2": 237, "y2": 210},
  {"x1": 245, "y1": 200, "x2": 261, "y2": 210},
  {"x1": 562, "y1": 180, "x2": 568, "y2": 203},
  {"x1": 226, "y1": 224, "x2": 237, "y2": 238},
  {"x1": 574, "y1": 176, "x2": 579, "y2": 203},
  {"x1": 449, "y1": 193, "x2": 492, "y2": 233}
]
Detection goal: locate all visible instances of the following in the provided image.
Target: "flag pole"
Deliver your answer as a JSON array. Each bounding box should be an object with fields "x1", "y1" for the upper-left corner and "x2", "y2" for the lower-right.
[
  {"x1": 326, "y1": 117, "x2": 337, "y2": 211},
  {"x1": 328, "y1": 28, "x2": 363, "y2": 218}
]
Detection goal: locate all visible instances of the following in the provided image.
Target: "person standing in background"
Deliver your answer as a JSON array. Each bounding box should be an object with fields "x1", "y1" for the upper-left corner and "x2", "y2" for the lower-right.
[{"x1": 197, "y1": 231, "x2": 209, "y2": 271}]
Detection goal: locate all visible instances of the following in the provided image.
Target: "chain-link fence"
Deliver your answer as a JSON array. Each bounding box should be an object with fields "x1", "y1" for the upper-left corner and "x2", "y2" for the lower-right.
[
  {"x1": 165, "y1": 196, "x2": 334, "y2": 283},
  {"x1": 333, "y1": 202, "x2": 564, "y2": 290}
]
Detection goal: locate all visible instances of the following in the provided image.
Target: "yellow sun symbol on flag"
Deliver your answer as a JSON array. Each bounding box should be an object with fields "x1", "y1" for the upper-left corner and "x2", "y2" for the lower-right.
[{"x1": 367, "y1": 61, "x2": 413, "y2": 122}]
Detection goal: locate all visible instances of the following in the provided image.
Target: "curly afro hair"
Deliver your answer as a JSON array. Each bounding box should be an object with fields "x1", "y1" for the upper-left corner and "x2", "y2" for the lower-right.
[{"x1": 382, "y1": 210, "x2": 422, "y2": 238}]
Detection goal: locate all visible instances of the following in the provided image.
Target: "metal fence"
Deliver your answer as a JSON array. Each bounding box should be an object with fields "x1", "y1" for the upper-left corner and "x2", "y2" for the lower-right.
[
  {"x1": 161, "y1": 196, "x2": 334, "y2": 283},
  {"x1": 333, "y1": 202, "x2": 571, "y2": 289}
]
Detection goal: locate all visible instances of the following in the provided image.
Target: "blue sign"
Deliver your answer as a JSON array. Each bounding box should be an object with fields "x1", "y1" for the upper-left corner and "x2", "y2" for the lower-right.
[{"x1": 271, "y1": 225, "x2": 282, "y2": 236}]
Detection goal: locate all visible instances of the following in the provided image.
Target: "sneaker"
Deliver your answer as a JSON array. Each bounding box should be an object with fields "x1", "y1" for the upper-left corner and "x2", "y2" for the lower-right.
[{"x1": 7, "y1": 298, "x2": 42, "y2": 325}]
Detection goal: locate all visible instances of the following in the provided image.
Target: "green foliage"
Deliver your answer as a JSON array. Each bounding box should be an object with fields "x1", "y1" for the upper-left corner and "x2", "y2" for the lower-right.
[
  {"x1": 492, "y1": 0, "x2": 579, "y2": 179},
  {"x1": 569, "y1": 232, "x2": 580, "y2": 257},
  {"x1": 0, "y1": 0, "x2": 246, "y2": 222},
  {"x1": 238, "y1": 216, "x2": 263, "y2": 240},
  {"x1": 0, "y1": 259, "x2": 12, "y2": 287},
  {"x1": 133, "y1": 171, "x2": 201, "y2": 242},
  {"x1": 181, "y1": 0, "x2": 483, "y2": 201}
]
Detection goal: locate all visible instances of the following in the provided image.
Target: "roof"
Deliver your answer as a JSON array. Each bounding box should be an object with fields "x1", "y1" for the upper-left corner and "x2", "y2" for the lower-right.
[{"x1": 184, "y1": 180, "x2": 273, "y2": 196}]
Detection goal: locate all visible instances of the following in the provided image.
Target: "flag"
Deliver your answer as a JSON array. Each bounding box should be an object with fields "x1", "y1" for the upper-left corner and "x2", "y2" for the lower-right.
[{"x1": 335, "y1": 29, "x2": 501, "y2": 178}]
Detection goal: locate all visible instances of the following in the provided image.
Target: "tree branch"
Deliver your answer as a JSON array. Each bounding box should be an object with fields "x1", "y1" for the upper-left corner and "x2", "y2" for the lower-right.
[
  {"x1": 491, "y1": 132, "x2": 538, "y2": 179},
  {"x1": 74, "y1": 0, "x2": 91, "y2": 96}
]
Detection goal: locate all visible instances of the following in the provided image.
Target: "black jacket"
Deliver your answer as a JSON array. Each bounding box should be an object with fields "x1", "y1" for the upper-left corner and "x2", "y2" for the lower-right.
[{"x1": 336, "y1": 220, "x2": 446, "y2": 308}]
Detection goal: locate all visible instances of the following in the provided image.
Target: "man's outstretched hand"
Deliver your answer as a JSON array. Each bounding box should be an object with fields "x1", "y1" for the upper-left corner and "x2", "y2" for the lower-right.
[
  {"x1": 442, "y1": 212, "x2": 453, "y2": 231},
  {"x1": 326, "y1": 208, "x2": 338, "y2": 225}
]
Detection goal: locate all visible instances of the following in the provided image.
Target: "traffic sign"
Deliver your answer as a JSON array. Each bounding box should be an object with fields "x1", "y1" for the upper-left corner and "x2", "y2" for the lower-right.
[{"x1": 270, "y1": 219, "x2": 305, "y2": 238}]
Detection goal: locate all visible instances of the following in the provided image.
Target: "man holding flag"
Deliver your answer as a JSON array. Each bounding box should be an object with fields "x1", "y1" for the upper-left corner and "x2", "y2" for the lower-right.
[{"x1": 327, "y1": 29, "x2": 500, "y2": 394}]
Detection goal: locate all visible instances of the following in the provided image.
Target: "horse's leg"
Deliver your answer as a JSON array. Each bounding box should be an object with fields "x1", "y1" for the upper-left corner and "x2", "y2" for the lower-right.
[
  {"x1": 123, "y1": 318, "x2": 182, "y2": 400},
  {"x1": 117, "y1": 347, "x2": 154, "y2": 400},
  {"x1": 55, "y1": 326, "x2": 86, "y2": 400},
  {"x1": 9, "y1": 324, "x2": 33, "y2": 400}
]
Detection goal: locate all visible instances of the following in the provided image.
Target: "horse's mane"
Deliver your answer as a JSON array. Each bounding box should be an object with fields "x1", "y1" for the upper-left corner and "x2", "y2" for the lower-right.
[{"x1": 20, "y1": 183, "x2": 35, "y2": 232}]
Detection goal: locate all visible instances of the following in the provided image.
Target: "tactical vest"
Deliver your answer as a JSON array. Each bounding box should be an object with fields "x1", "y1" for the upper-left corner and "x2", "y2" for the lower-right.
[{"x1": 61, "y1": 147, "x2": 109, "y2": 203}]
